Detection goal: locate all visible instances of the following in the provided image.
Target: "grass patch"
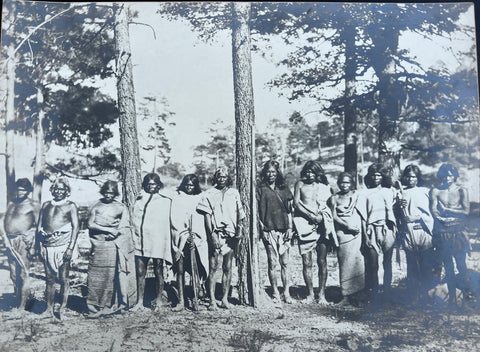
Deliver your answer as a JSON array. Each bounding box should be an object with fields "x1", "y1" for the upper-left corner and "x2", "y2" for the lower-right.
[{"x1": 229, "y1": 328, "x2": 277, "y2": 352}]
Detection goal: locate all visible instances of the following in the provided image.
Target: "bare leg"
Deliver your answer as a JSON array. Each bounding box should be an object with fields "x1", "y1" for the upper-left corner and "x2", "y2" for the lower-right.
[
  {"x1": 443, "y1": 254, "x2": 457, "y2": 307},
  {"x1": 454, "y1": 251, "x2": 470, "y2": 300},
  {"x1": 152, "y1": 258, "x2": 166, "y2": 309},
  {"x1": 59, "y1": 262, "x2": 71, "y2": 310},
  {"x1": 302, "y1": 252, "x2": 314, "y2": 302},
  {"x1": 264, "y1": 242, "x2": 280, "y2": 300},
  {"x1": 279, "y1": 250, "x2": 292, "y2": 303},
  {"x1": 8, "y1": 260, "x2": 20, "y2": 306},
  {"x1": 382, "y1": 247, "x2": 393, "y2": 294},
  {"x1": 221, "y1": 251, "x2": 234, "y2": 308},
  {"x1": 317, "y1": 243, "x2": 328, "y2": 304},
  {"x1": 363, "y1": 246, "x2": 379, "y2": 294},
  {"x1": 173, "y1": 257, "x2": 185, "y2": 311},
  {"x1": 44, "y1": 269, "x2": 56, "y2": 318},
  {"x1": 132, "y1": 256, "x2": 148, "y2": 310},
  {"x1": 208, "y1": 253, "x2": 219, "y2": 310}
]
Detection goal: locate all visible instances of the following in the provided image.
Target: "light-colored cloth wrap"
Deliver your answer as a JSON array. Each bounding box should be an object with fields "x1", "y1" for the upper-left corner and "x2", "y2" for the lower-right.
[
  {"x1": 294, "y1": 183, "x2": 336, "y2": 255},
  {"x1": 132, "y1": 191, "x2": 172, "y2": 263},
  {"x1": 171, "y1": 191, "x2": 209, "y2": 277},
  {"x1": 333, "y1": 191, "x2": 365, "y2": 296},
  {"x1": 197, "y1": 187, "x2": 246, "y2": 255}
]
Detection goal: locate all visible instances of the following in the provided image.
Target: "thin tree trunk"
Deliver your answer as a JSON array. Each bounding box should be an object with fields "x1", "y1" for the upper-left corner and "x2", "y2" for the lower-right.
[
  {"x1": 114, "y1": 3, "x2": 141, "y2": 213},
  {"x1": 375, "y1": 27, "x2": 402, "y2": 179},
  {"x1": 343, "y1": 16, "x2": 357, "y2": 181},
  {"x1": 33, "y1": 89, "x2": 45, "y2": 203},
  {"x1": 232, "y1": 2, "x2": 259, "y2": 307},
  {"x1": 5, "y1": 40, "x2": 16, "y2": 204}
]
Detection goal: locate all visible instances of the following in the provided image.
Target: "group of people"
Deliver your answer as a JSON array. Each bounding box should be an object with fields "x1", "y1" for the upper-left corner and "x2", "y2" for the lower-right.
[{"x1": 1, "y1": 160, "x2": 472, "y2": 319}]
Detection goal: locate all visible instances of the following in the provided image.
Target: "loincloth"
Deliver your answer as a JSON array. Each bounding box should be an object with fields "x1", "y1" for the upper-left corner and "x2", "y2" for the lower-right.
[
  {"x1": 7, "y1": 228, "x2": 36, "y2": 254},
  {"x1": 213, "y1": 229, "x2": 236, "y2": 256},
  {"x1": 40, "y1": 225, "x2": 72, "y2": 247},
  {"x1": 433, "y1": 225, "x2": 470, "y2": 256},
  {"x1": 402, "y1": 223, "x2": 432, "y2": 252},
  {"x1": 41, "y1": 244, "x2": 69, "y2": 277},
  {"x1": 262, "y1": 230, "x2": 291, "y2": 257},
  {"x1": 366, "y1": 222, "x2": 395, "y2": 253}
]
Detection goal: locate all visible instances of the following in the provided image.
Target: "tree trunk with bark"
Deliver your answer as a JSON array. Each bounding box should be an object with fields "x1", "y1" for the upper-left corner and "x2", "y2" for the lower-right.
[
  {"x1": 231, "y1": 2, "x2": 259, "y2": 307},
  {"x1": 114, "y1": 3, "x2": 141, "y2": 212},
  {"x1": 32, "y1": 89, "x2": 45, "y2": 203},
  {"x1": 5, "y1": 42, "x2": 16, "y2": 204},
  {"x1": 343, "y1": 16, "x2": 357, "y2": 182},
  {"x1": 4, "y1": 1, "x2": 17, "y2": 205},
  {"x1": 372, "y1": 27, "x2": 402, "y2": 180}
]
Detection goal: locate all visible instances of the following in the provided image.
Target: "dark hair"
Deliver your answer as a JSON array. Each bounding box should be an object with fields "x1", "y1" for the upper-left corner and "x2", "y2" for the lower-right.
[
  {"x1": 178, "y1": 174, "x2": 202, "y2": 195},
  {"x1": 142, "y1": 173, "x2": 163, "y2": 191},
  {"x1": 437, "y1": 164, "x2": 459, "y2": 181},
  {"x1": 401, "y1": 164, "x2": 423, "y2": 187},
  {"x1": 300, "y1": 160, "x2": 328, "y2": 185},
  {"x1": 259, "y1": 160, "x2": 286, "y2": 188},
  {"x1": 212, "y1": 167, "x2": 233, "y2": 187},
  {"x1": 364, "y1": 163, "x2": 392, "y2": 188},
  {"x1": 15, "y1": 178, "x2": 33, "y2": 192},
  {"x1": 337, "y1": 172, "x2": 355, "y2": 190},
  {"x1": 100, "y1": 180, "x2": 120, "y2": 197},
  {"x1": 50, "y1": 177, "x2": 71, "y2": 196}
]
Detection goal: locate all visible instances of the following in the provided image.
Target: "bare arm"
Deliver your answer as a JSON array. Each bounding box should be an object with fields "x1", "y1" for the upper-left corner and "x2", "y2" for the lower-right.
[
  {"x1": 293, "y1": 181, "x2": 315, "y2": 220},
  {"x1": 87, "y1": 203, "x2": 117, "y2": 234},
  {"x1": 64, "y1": 203, "x2": 79, "y2": 261},
  {"x1": 439, "y1": 187, "x2": 470, "y2": 218}
]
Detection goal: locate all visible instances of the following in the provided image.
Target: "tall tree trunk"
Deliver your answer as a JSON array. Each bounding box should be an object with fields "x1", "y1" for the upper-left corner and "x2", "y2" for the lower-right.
[
  {"x1": 114, "y1": 3, "x2": 141, "y2": 213},
  {"x1": 5, "y1": 42, "x2": 16, "y2": 204},
  {"x1": 343, "y1": 14, "x2": 357, "y2": 182},
  {"x1": 231, "y1": 2, "x2": 259, "y2": 307},
  {"x1": 373, "y1": 27, "x2": 402, "y2": 180},
  {"x1": 33, "y1": 88, "x2": 45, "y2": 203}
]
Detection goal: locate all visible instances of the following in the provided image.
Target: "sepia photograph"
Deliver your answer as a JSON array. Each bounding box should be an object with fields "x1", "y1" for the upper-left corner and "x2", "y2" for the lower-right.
[{"x1": 0, "y1": 1, "x2": 479, "y2": 351}]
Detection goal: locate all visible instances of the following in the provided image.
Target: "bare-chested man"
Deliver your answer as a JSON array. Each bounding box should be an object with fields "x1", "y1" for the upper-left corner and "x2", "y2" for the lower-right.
[
  {"x1": 431, "y1": 164, "x2": 470, "y2": 308},
  {"x1": 293, "y1": 161, "x2": 337, "y2": 304},
  {"x1": 2, "y1": 179, "x2": 40, "y2": 311},
  {"x1": 36, "y1": 177, "x2": 79, "y2": 319}
]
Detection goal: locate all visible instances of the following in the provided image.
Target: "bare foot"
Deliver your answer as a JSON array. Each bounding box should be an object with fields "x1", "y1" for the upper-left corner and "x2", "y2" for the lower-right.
[
  {"x1": 302, "y1": 295, "x2": 315, "y2": 304},
  {"x1": 284, "y1": 295, "x2": 293, "y2": 304},
  {"x1": 272, "y1": 293, "x2": 281, "y2": 303},
  {"x1": 208, "y1": 302, "x2": 218, "y2": 311},
  {"x1": 129, "y1": 304, "x2": 148, "y2": 312},
  {"x1": 220, "y1": 299, "x2": 232, "y2": 309},
  {"x1": 172, "y1": 304, "x2": 185, "y2": 312},
  {"x1": 317, "y1": 297, "x2": 329, "y2": 306}
]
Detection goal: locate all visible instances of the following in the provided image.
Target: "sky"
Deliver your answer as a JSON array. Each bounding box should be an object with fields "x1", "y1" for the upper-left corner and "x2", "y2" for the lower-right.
[{"x1": 97, "y1": 2, "x2": 477, "y2": 171}]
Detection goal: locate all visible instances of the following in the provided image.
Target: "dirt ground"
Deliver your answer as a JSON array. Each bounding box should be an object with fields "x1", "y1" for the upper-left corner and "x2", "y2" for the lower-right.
[{"x1": 1, "y1": 230, "x2": 480, "y2": 352}]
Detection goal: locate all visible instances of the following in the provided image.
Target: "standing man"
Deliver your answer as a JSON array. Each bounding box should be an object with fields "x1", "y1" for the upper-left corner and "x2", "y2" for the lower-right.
[
  {"x1": 37, "y1": 177, "x2": 79, "y2": 319},
  {"x1": 293, "y1": 161, "x2": 337, "y2": 304},
  {"x1": 197, "y1": 167, "x2": 245, "y2": 310},
  {"x1": 132, "y1": 173, "x2": 172, "y2": 311},
  {"x1": 2, "y1": 178, "x2": 40, "y2": 311},
  {"x1": 431, "y1": 164, "x2": 471, "y2": 308},
  {"x1": 257, "y1": 160, "x2": 294, "y2": 304}
]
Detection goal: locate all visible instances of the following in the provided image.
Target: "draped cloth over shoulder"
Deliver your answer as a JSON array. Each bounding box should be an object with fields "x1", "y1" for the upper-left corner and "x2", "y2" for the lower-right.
[
  {"x1": 357, "y1": 187, "x2": 397, "y2": 252},
  {"x1": 87, "y1": 204, "x2": 137, "y2": 310},
  {"x1": 132, "y1": 191, "x2": 172, "y2": 263},
  {"x1": 399, "y1": 187, "x2": 433, "y2": 252},
  {"x1": 197, "y1": 187, "x2": 245, "y2": 256},
  {"x1": 333, "y1": 191, "x2": 365, "y2": 296},
  {"x1": 294, "y1": 183, "x2": 336, "y2": 255},
  {"x1": 171, "y1": 191, "x2": 209, "y2": 278}
]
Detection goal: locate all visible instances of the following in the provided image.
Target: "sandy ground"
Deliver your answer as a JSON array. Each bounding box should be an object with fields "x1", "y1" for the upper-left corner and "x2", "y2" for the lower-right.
[{"x1": 1, "y1": 230, "x2": 480, "y2": 352}]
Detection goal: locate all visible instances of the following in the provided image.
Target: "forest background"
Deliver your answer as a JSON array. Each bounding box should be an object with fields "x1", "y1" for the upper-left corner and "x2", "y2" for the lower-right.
[{"x1": 1, "y1": 1, "x2": 479, "y2": 211}]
